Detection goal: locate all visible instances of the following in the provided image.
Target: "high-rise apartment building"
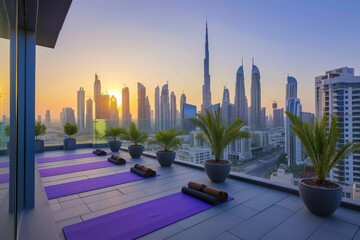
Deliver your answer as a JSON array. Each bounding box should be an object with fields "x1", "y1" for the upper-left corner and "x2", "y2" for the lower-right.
[
  {"x1": 160, "y1": 83, "x2": 170, "y2": 130},
  {"x1": 272, "y1": 102, "x2": 284, "y2": 128},
  {"x1": 180, "y1": 93, "x2": 186, "y2": 129},
  {"x1": 183, "y1": 103, "x2": 197, "y2": 133},
  {"x1": 235, "y1": 63, "x2": 247, "y2": 123},
  {"x1": 60, "y1": 107, "x2": 76, "y2": 126},
  {"x1": 45, "y1": 110, "x2": 51, "y2": 126},
  {"x1": 170, "y1": 91, "x2": 177, "y2": 128},
  {"x1": 144, "y1": 96, "x2": 151, "y2": 132},
  {"x1": 154, "y1": 86, "x2": 160, "y2": 132},
  {"x1": 109, "y1": 95, "x2": 119, "y2": 126},
  {"x1": 250, "y1": 60, "x2": 261, "y2": 130},
  {"x1": 221, "y1": 87, "x2": 235, "y2": 126},
  {"x1": 77, "y1": 87, "x2": 85, "y2": 130},
  {"x1": 261, "y1": 107, "x2": 266, "y2": 129},
  {"x1": 285, "y1": 76, "x2": 303, "y2": 166},
  {"x1": 137, "y1": 82, "x2": 147, "y2": 130},
  {"x1": 122, "y1": 86, "x2": 132, "y2": 129},
  {"x1": 94, "y1": 74, "x2": 101, "y2": 119},
  {"x1": 86, "y1": 98, "x2": 93, "y2": 131},
  {"x1": 201, "y1": 22, "x2": 212, "y2": 112},
  {"x1": 315, "y1": 67, "x2": 360, "y2": 185}
]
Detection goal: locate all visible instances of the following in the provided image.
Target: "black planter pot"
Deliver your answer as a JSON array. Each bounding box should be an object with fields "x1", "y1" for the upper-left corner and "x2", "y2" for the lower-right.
[
  {"x1": 108, "y1": 140, "x2": 122, "y2": 152},
  {"x1": 128, "y1": 145, "x2": 144, "y2": 158},
  {"x1": 204, "y1": 160, "x2": 231, "y2": 183},
  {"x1": 64, "y1": 138, "x2": 76, "y2": 150},
  {"x1": 156, "y1": 150, "x2": 176, "y2": 167},
  {"x1": 299, "y1": 179, "x2": 343, "y2": 217},
  {"x1": 35, "y1": 139, "x2": 44, "y2": 153}
]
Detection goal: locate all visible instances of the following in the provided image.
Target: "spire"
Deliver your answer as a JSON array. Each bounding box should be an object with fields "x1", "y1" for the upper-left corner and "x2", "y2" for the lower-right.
[
  {"x1": 252, "y1": 57, "x2": 254, "y2": 66},
  {"x1": 205, "y1": 21, "x2": 208, "y2": 44},
  {"x1": 242, "y1": 58, "x2": 243, "y2": 66}
]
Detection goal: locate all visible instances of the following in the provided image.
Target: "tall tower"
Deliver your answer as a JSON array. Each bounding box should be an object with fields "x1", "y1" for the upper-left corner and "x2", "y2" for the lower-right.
[
  {"x1": 137, "y1": 82, "x2": 146, "y2": 130},
  {"x1": 160, "y1": 83, "x2": 170, "y2": 130},
  {"x1": 154, "y1": 86, "x2": 160, "y2": 132},
  {"x1": 122, "y1": 86, "x2": 132, "y2": 129},
  {"x1": 45, "y1": 110, "x2": 51, "y2": 126},
  {"x1": 86, "y1": 98, "x2": 93, "y2": 131},
  {"x1": 250, "y1": 59, "x2": 261, "y2": 130},
  {"x1": 285, "y1": 76, "x2": 303, "y2": 166},
  {"x1": 145, "y1": 96, "x2": 151, "y2": 132},
  {"x1": 77, "y1": 87, "x2": 85, "y2": 130},
  {"x1": 170, "y1": 91, "x2": 177, "y2": 128},
  {"x1": 109, "y1": 95, "x2": 119, "y2": 126},
  {"x1": 94, "y1": 74, "x2": 101, "y2": 119},
  {"x1": 234, "y1": 61, "x2": 247, "y2": 123},
  {"x1": 201, "y1": 21, "x2": 212, "y2": 112},
  {"x1": 180, "y1": 93, "x2": 186, "y2": 129}
]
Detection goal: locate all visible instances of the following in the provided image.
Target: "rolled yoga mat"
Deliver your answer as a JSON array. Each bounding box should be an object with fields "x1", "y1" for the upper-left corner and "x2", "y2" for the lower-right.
[
  {"x1": 0, "y1": 162, "x2": 9, "y2": 168},
  {"x1": 45, "y1": 171, "x2": 150, "y2": 199},
  {"x1": 63, "y1": 192, "x2": 233, "y2": 240},
  {"x1": 37, "y1": 152, "x2": 102, "y2": 164},
  {"x1": 39, "y1": 161, "x2": 115, "y2": 177},
  {"x1": 181, "y1": 187, "x2": 220, "y2": 205},
  {"x1": 0, "y1": 173, "x2": 9, "y2": 183}
]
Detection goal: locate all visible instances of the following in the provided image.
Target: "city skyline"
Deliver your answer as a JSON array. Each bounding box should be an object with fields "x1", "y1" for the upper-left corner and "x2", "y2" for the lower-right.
[{"x1": 2, "y1": 0, "x2": 357, "y2": 119}]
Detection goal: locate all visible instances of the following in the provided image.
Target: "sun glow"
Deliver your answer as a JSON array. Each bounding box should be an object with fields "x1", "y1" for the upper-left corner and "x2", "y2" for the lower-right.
[{"x1": 107, "y1": 89, "x2": 122, "y2": 107}]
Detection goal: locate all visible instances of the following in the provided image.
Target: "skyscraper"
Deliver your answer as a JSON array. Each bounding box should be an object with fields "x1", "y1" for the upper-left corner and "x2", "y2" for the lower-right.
[
  {"x1": 272, "y1": 102, "x2": 284, "y2": 128},
  {"x1": 315, "y1": 67, "x2": 360, "y2": 185},
  {"x1": 45, "y1": 110, "x2": 51, "y2": 126},
  {"x1": 86, "y1": 98, "x2": 93, "y2": 131},
  {"x1": 122, "y1": 86, "x2": 132, "y2": 129},
  {"x1": 77, "y1": 87, "x2": 85, "y2": 130},
  {"x1": 234, "y1": 62, "x2": 247, "y2": 123},
  {"x1": 160, "y1": 83, "x2": 170, "y2": 130},
  {"x1": 285, "y1": 76, "x2": 303, "y2": 166},
  {"x1": 60, "y1": 107, "x2": 75, "y2": 126},
  {"x1": 144, "y1": 96, "x2": 151, "y2": 132},
  {"x1": 183, "y1": 103, "x2": 197, "y2": 133},
  {"x1": 154, "y1": 86, "x2": 160, "y2": 132},
  {"x1": 250, "y1": 59, "x2": 261, "y2": 130},
  {"x1": 180, "y1": 93, "x2": 186, "y2": 129},
  {"x1": 221, "y1": 87, "x2": 235, "y2": 126},
  {"x1": 137, "y1": 82, "x2": 146, "y2": 130},
  {"x1": 170, "y1": 91, "x2": 177, "y2": 128},
  {"x1": 109, "y1": 95, "x2": 119, "y2": 126},
  {"x1": 94, "y1": 74, "x2": 101, "y2": 119},
  {"x1": 201, "y1": 21, "x2": 211, "y2": 113}
]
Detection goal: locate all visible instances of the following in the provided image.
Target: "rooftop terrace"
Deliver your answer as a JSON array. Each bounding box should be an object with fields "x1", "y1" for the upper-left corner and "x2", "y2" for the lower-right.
[{"x1": 24, "y1": 148, "x2": 360, "y2": 240}]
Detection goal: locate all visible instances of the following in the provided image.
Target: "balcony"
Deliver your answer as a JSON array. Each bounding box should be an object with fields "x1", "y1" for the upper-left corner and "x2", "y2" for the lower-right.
[{"x1": 4, "y1": 147, "x2": 357, "y2": 240}]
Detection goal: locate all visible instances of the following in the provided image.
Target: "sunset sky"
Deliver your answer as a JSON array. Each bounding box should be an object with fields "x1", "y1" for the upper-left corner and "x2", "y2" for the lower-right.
[{"x1": 2, "y1": 0, "x2": 360, "y2": 121}]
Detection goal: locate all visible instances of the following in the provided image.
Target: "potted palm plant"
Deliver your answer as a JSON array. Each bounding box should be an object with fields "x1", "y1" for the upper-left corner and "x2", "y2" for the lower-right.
[
  {"x1": 63, "y1": 122, "x2": 78, "y2": 150},
  {"x1": 102, "y1": 126, "x2": 126, "y2": 152},
  {"x1": 286, "y1": 112, "x2": 360, "y2": 216},
  {"x1": 121, "y1": 122, "x2": 148, "y2": 158},
  {"x1": 191, "y1": 108, "x2": 249, "y2": 183},
  {"x1": 35, "y1": 121, "x2": 46, "y2": 153},
  {"x1": 149, "y1": 128, "x2": 184, "y2": 167}
]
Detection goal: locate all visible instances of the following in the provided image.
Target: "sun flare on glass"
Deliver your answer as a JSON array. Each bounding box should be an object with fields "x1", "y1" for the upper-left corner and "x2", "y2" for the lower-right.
[{"x1": 107, "y1": 89, "x2": 122, "y2": 106}]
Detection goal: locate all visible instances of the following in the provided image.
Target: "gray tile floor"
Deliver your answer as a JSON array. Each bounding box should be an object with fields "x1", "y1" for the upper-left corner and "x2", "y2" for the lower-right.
[{"x1": 35, "y1": 149, "x2": 360, "y2": 240}]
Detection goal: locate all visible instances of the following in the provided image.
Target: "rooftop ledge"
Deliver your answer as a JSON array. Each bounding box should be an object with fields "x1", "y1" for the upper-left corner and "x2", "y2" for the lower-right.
[{"x1": 12, "y1": 146, "x2": 360, "y2": 239}]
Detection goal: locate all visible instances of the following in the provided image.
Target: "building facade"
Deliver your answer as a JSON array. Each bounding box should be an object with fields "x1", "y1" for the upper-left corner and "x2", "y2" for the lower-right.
[
  {"x1": 77, "y1": 87, "x2": 85, "y2": 130},
  {"x1": 250, "y1": 61, "x2": 261, "y2": 130},
  {"x1": 201, "y1": 22, "x2": 212, "y2": 112}
]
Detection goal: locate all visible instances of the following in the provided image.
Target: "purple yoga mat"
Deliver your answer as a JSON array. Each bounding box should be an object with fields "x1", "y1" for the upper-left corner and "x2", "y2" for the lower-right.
[
  {"x1": 39, "y1": 161, "x2": 116, "y2": 177},
  {"x1": 37, "y1": 152, "x2": 98, "y2": 164},
  {"x1": 45, "y1": 172, "x2": 146, "y2": 199},
  {"x1": 0, "y1": 173, "x2": 9, "y2": 183},
  {"x1": 0, "y1": 162, "x2": 9, "y2": 168},
  {"x1": 63, "y1": 192, "x2": 233, "y2": 240}
]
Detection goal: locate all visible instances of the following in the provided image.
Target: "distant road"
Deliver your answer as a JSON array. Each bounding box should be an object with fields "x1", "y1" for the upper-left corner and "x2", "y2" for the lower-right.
[{"x1": 245, "y1": 150, "x2": 284, "y2": 178}]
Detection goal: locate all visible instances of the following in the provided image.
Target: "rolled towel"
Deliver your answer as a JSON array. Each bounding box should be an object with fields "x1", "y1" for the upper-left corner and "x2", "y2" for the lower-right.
[
  {"x1": 130, "y1": 167, "x2": 149, "y2": 178},
  {"x1": 181, "y1": 187, "x2": 219, "y2": 205},
  {"x1": 134, "y1": 164, "x2": 156, "y2": 177},
  {"x1": 188, "y1": 181, "x2": 228, "y2": 202},
  {"x1": 108, "y1": 155, "x2": 126, "y2": 165},
  {"x1": 93, "y1": 149, "x2": 107, "y2": 156}
]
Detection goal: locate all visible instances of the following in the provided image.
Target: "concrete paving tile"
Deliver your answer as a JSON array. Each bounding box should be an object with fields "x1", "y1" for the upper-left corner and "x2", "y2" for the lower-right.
[
  {"x1": 56, "y1": 216, "x2": 82, "y2": 235},
  {"x1": 58, "y1": 194, "x2": 80, "y2": 202},
  {"x1": 307, "y1": 227, "x2": 352, "y2": 240},
  {"x1": 50, "y1": 203, "x2": 62, "y2": 212},
  {"x1": 137, "y1": 223, "x2": 184, "y2": 240},
  {"x1": 82, "y1": 189, "x2": 122, "y2": 204},
  {"x1": 213, "y1": 232, "x2": 242, "y2": 240},
  {"x1": 53, "y1": 205, "x2": 91, "y2": 222},
  {"x1": 60, "y1": 198, "x2": 85, "y2": 210},
  {"x1": 243, "y1": 191, "x2": 288, "y2": 211}
]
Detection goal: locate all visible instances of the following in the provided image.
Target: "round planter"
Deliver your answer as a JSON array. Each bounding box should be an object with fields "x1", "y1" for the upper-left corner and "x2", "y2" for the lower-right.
[
  {"x1": 108, "y1": 140, "x2": 122, "y2": 152},
  {"x1": 128, "y1": 145, "x2": 144, "y2": 158},
  {"x1": 204, "y1": 160, "x2": 231, "y2": 183},
  {"x1": 156, "y1": 151, "x2": 176, "y2": 167},
  {"x1": 35, "y1": 139, "x2": 44, "y2": 153},
  {"x1": 64, "y1": 138, "x2": 76, "y2": 150},
  {"x1": 299, "y1": 179, "x2": 343, "y2": 217}
]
